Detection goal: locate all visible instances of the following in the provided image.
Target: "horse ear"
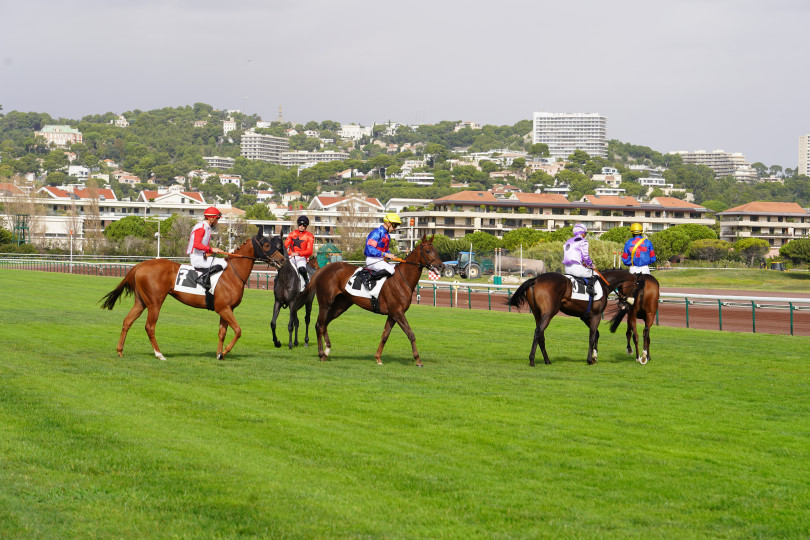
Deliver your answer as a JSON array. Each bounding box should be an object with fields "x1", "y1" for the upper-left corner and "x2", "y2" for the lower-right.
[
  {"x1": 429, "y1": 234, "x2": 434, "y2": 243},
  {"x1": 421, "y1": 233, "x2": 427, "y2": 243},
  {"x1": 256, "y1": 224, "x2": 264, "y2": 237}
]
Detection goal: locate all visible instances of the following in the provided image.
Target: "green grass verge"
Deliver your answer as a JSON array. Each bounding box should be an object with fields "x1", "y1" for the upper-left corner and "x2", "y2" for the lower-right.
[{"x1": 1, "y1": 269, "x2": 809, "y2": 538}]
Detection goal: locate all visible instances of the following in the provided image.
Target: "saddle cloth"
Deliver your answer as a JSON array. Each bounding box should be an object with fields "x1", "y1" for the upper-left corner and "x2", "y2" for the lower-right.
[
  {"x1": 565, "y1": 275, "x2": 603, "y2": 302},
  {"x1": 173, "y1": 262, "x2": 228, "y2": 296},
  {"x1": 345, "y1": 268, "x2": 386, "y2": 299}
]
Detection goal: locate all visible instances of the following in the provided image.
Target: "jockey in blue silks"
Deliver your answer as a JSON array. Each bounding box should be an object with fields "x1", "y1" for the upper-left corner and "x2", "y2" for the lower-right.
[{"x1": 362, "y1": 212, "x2": 401, "y2": 289}]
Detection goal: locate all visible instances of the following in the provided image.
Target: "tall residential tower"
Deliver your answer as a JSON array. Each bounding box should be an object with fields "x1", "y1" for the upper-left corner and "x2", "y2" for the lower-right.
[
  {"x1": 532, "y1": 112, "x2": 607, "y2": 160},
  {"x1": 799, "y1": 134, "x2": 810, "y2": 177}
]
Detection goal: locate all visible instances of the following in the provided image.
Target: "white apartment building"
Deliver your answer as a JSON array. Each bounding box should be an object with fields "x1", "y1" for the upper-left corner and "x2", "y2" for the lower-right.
[
  {"x1": 673, "y1": 150, "x2": 754, "y2": 180},
  {"x1": 281, "y1": 150, "x2": 350, "y2": 167},
  {"x1": 799, "y1": 134, "x2": 810, "y2": 177},
  {"x1": 204, "y1": 156, "x2": 235, "y2": 169},
  {"x1": 532, "y1": 112, "x2": 607, "y2": 159},
  {"x1": 223, "y1": 118, "x2": 237, "y2": 135},
  {"x1": 241, "y1": 131, "x2": 290, "y2": 164},
  {"x1": 338, "y1": 124, "x2": 372, "y2": 140},
  {"x1": 717, "y1": 201, "x2": 810, "y2": 256}
]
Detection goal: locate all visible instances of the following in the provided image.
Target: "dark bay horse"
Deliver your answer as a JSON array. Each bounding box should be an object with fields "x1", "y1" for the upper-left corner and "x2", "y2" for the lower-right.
[
  {"x1": 292, "y1": 234, "x2": 443, "y2": 366},
  {"x1": 100, "y1": 226, "x2": 285, "y2": 360},
  {"x1": 507, "y1": 269, "x2": 638, "y2": 366},
  {"x1": 271, "y1": 255, "x2": 319, "y2": 349},
  {"x1": 609, "y1": 272, "x2": 660, "y2": 364}
]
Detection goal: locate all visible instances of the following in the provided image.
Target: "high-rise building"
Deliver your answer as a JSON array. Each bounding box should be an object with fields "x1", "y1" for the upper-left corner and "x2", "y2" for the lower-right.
[
  {"x1": 240, "y1": 131, "x2": 289, "y2": 164},
  {"x1": 532, "y1": 112, "x2": 607, "y2": 160},
  {"x1": 673, "y1": 150, "x2": 755, "y2": 180},
  {"x1": 799, "y1": 134, "x2": 810, "y2": 177}
]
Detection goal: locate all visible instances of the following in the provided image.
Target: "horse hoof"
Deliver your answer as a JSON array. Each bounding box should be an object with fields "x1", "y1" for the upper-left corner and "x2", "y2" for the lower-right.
[
  {"x1": 154, "y1": 351, "x2": 166, "y2": 361},
  {"x1": 217, "y1": 353, "x2": 224, "y2": 361},
  {"x1": 273, "y1": 342, "x2": 281, "y2": 348}
]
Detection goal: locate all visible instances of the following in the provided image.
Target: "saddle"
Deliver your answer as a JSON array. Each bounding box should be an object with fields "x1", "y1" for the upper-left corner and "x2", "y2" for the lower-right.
[{"x1": 565, "y1": 275, "x2": 603, "y2": 301}]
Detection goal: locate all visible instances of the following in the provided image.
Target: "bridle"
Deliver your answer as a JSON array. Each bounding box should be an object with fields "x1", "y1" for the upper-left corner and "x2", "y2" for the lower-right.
[{"x1": 226, "y1": 236, "x2": 284, "y2": 286}]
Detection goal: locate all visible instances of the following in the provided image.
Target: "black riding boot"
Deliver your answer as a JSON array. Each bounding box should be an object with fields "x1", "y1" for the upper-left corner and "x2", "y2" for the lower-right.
[
  {"x1": 585, "y1": 277, "x2": 595, "y2": 297},
  {"x1": 298, "y1": 266, "x2": 309, "y2": 286},
  {"x1": 197, "y1": 268, "x2": 212, "y2": 291}
]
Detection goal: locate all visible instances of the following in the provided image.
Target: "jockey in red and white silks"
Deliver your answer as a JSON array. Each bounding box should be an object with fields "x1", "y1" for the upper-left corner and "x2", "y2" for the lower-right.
[{"x1": 187, "y1": 207, "x2": 226, "y2": 272}]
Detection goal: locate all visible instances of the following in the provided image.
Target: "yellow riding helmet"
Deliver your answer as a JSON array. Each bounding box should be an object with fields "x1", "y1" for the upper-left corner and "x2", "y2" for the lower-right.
[
  {"x1": 630, "y1": 222, "x2": 643, "y2": 234},
  {"x1": 384, "y1": 213, "x2": 402, "y2": 225}
]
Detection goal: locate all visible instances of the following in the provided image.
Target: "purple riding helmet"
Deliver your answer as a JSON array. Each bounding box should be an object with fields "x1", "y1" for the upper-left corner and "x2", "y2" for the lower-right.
[{"x1": 572, "y1": 223, "x2": 587, "y2": 237}]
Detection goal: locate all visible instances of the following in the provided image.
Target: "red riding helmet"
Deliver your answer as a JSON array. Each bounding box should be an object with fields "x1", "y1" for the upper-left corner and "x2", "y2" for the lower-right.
[{"x1": 204, "y1": 206, "x2": 222, "y2": 218}]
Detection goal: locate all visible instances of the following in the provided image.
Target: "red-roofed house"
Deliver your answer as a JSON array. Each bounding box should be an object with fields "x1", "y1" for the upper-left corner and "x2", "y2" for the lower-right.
[{"x1": 717, "y1": 201, "x2": 810, "y2": 255}]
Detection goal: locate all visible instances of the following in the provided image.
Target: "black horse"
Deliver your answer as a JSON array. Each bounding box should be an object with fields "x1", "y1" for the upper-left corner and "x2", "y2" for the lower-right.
[
  {"x1": 271, "y1": 253, "x2": 320, "y2": 349},
  {"x1": 507, "y1": 269, "x2": 638, "y2": 366}
]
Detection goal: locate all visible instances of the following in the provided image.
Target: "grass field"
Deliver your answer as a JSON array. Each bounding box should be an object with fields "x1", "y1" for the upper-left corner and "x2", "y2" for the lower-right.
[{"x1": 1, "y1": 269, "x2": 809, "y2": 538}]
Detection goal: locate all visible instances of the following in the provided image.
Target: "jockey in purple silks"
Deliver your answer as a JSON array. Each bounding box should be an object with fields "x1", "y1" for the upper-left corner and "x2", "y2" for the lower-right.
[{"x1": 563, "y1": 223, "x2": 596, "y2": 296}]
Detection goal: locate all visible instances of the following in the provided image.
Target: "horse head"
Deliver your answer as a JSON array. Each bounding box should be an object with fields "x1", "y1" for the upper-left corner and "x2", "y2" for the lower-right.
[
  {"x1": 414, "y1": 234, "x2": 444, "y2": 273},
  {"x1": 253, "y1": 226, "x2": 286, "y2": 268}
]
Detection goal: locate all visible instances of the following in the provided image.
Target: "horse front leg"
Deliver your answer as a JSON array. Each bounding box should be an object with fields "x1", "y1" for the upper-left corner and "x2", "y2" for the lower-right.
[
  {"x1": 271, "y1": 300, "x2": 282, "y2": 348},
  {"x1": 144, "y1": 303, "x2": 166, "y2": 361},
  {"x1": 374, "y1": 316, "x2": 397, "y2": 366},
  {"x1": 217, "y1": 308, "x2": 241, "y2": 360},
  {"x1": 287, "y1": 309, "x2": 298, "y2": 350},
  {"x1": 117, "y1": 301, "x2": 145, "y2": 358},
  {"x1": 391, "y1": 314, "x2": 422, "y2": 367},
  {"x1": 303, "y1": 300, "x2": 312, "y2": 347}
]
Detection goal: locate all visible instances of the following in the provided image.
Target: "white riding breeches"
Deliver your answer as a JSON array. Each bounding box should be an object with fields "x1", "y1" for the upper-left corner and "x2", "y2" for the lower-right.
[
  {"x1": 290, "y1": 255, "x2": 308, "y2": 271},
  {"x1": 565, "y1": 264, "x2": 594, "y2": 279},
  {"x1": 366, "y1": 257, "x2": 396, "y2": 275},
  {"x1": 629, "y1": 265, "x2": 651, "y2": 275}
]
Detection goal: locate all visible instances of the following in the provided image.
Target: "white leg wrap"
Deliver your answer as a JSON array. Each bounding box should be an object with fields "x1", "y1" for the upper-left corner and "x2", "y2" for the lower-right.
[{"x1": 154, "y1": 351, "x2": 166, "y2": 361}]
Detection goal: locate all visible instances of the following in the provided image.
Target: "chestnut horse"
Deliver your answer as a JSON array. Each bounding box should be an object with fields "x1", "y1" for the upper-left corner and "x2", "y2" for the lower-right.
[
  {"x1": 609, "y1": 272, "x2": 660, "y2": 364},
  {"x1": 292, "y1": 234, "x2": 443, "y2": 366},
  {"x1": 100, "y1": 226, "x2": 285, "y2": 360},
  {"x1": 507, "y1": 269, "x2": 638, "y2": 366},
  {"x1": 271, "y1": 254, "x2": 320, "y2": 349}
]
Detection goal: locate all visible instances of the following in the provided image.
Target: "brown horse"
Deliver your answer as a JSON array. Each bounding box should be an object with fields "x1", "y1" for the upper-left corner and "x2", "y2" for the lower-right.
[
  {"x1": 507, "y1": 269, "x2": 638, "y2": 366},
  {"x1": 271, "y1": 254, "x2": 320, "y2": 349},
  {"x1": 100, "y1": 226, "x2": 285, "y2": 360},
  {"x1": 609, "y1": 272, "x2": 660, "y2": 364},
  {"x1": 292, "y1": 234, "x2": 443, "y2": 366}
]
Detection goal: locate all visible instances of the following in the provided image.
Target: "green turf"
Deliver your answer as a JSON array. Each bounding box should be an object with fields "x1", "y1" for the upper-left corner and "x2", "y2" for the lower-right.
[
  {"x1": 1, "y1": 269, "x2": 809, "y2": 538},
  {"x1": 654, "y1": 268, "x2": 810, "y2": 292}
]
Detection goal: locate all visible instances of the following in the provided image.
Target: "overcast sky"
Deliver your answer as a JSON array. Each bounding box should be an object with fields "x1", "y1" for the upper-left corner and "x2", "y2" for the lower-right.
[{"x1": 2, "y1": 0, "x2": 807, "y2": 167}]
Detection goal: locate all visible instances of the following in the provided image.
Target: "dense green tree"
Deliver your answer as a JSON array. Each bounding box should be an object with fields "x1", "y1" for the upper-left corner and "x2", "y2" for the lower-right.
[
  {"x1": 733, "y1": 237, "x2": 770, "y2": 266},
  {"x1": 599, "y1": 226, "x2": 631, "y2": 244},
  {"x1": 779, "y1": 238, "x2": 810, "y2": 265},
  {"x1": 689, "y1": 238, "x2": 733, "y2": 261},
  {"x1": 528, "y1": 143, "x2": 549, "y2": 157},
  {"x1": 502, "y1": 227, "x2": 544, "y2": 250},
  {"x1": 103, "y1": 216, "x2": 153, "y2": 241},
  {"x1": 650, "y1": 228, "x2": 691, "y2": 262}
]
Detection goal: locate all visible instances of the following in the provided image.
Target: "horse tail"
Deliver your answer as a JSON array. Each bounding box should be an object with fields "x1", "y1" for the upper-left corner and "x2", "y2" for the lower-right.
[
  {"x1": 100, "y1": 265, "x2": 137, "y2": 310},
  {"x1": 609, "y1": 276, "x2": 644, "y2": 333},
  {"x1": 507, "y1": 277, "x2": 535, "y2": 309},
  {"x1": 608, "y1": 303, "x2": 631, "y2": 333}
]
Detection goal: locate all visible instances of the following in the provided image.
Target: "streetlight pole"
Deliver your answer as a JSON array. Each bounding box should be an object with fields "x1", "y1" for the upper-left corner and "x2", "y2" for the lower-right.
[{"x1": 154, "y1": 230, "x2": 160, "y2": 258}]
